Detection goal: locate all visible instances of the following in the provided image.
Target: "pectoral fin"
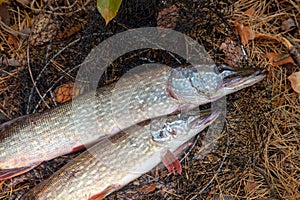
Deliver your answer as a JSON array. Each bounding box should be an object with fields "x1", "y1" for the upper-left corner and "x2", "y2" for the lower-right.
[
  {"x1": 88, "y1": 184, "x2": 121, "y2": 200},
  {"x1": 0, "y1": 162, "x2": 41, "y2": 180},
  {"x1": 161, "y1": 149, "x2": 182, "y2": 174},
  {"x1": 71, "y1": 145, "x2": 86, "y2": 153}
]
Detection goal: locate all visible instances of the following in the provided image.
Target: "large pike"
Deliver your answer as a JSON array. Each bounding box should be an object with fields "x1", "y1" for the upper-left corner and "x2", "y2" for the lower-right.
[
  {"x1": 21, "y1": 109, "x2": 219, "y2": 200},
  {"x1": 0, "y1": 64, "x2": 266, "y2": 180}
]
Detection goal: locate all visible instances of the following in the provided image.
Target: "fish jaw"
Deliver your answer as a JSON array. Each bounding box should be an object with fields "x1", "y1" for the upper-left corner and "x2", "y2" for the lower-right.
[
  {"x1": 188, "y1": 109, "x2": 220, "y2": 129},
  {"x1": 167, "y1": 64, "x2": 266, "y2": 105},
  {"x1": 220, "y1": 66, "x2": 267, "y2": 95}
]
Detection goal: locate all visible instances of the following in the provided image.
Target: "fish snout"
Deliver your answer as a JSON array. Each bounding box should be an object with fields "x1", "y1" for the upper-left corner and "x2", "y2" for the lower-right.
[{"x1": 219, "y1": 65, "x2": 267, "y2": 89}]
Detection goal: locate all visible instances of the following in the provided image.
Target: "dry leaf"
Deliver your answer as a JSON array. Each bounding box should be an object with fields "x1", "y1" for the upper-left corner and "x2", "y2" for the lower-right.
[
  {"x1": 234, "y1": 21, "x2": 255, "y2": 45},
  {"x1": 0, "y1": 57, "x2": 21, "y2": 66},
  {"x1": 288, "y1": 72, "x2": 300, "y2": 94},
  {"x1": 30, "y1": 11, "x2": 59, "y2": 46},
  {"x1": 290, "y1": 47, "x2": 300, "y2": 67},
  {"x1": 265, "y1": 52, "x2": 295, "y2": 66},
  {"x1": 244, "y1": 7, "x2": 255, "y2": 17},
  {"x1": 281, "y1": 18, "x2": 296, "y2": 32},
  {"x1": 219, "y1": 37, "x2": 244, "y2": 66},
  {"x1": 0, "y1": 3, "x2": 10, "y2": 25},
  {"x1": 55, "y1": 82, "x2": 74, "y2": 103},
  {"x1": 254, "y1": 34, "x2": 293, "y2": 49},
  {"x1": 7, "y1": 34, "x2": 18, "y2": 49},
  {"x1": 245, "y1": 171, "x2": 257, "y2": 197}
]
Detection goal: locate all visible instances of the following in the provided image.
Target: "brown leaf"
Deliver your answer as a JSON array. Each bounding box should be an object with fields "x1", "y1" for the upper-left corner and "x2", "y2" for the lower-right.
[
  {"x1": 0, "y1": 3, "x2": 10, "y2": 25},
  {"x1": 254, "y1": 34, "x2": 293, "y2": 49},
  {"x1": 6, "y1": 58, "x2": 20, "y2": 66},
  {"x1": 30, "y1": 11, "x2": 59, "y2": 46},
  {"x1": 219, "y1": 37, "x2": 244, "y2": 66},
  {"x1": 290, "y1": 47, "x2": 300, "y2": 67},
  {"x1": 0, "y1": 56, "x2": 20, "y2": 66},
  {"x1": 7, "y1": 34, "x2": 18, "y2": 49},
  {"x1": 55, "y1": 82, "x2": 74, "y2": 103},
  {"x1": 234, "y1": 22, "x2": 255, "y2": 45},
  {"x1": 288, "y1": 72, "x2": 300, "y2": 94},
  {"x1": 265, "y1": 52, "x2": 295, "y2": 67},
  {"x1": 245, "y1": 172, "x2": 257, "y2": 197},
  {"x1": 281, "y1": 18, "x2": 296, "y2": 32},
  {"x1": 244, "y1": 7, "x2": 255, "y2": 17}
]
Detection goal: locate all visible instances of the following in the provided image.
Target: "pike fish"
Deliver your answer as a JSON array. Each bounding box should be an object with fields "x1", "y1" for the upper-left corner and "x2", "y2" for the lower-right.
[
  {"x1": 0, "y1": 64, "x2": 266, "y2": 180},
  {"x1": 21, "y1": 109, "x2": 219, "y2": 200}
]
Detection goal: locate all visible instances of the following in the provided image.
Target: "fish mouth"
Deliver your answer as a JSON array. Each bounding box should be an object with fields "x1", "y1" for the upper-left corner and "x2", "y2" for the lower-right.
[
  {"x1": 188, "y1": 109, "x2": 220, "y2": 129},
  {"x1": 217, "y1": 65, "x2": 267, "y2": 91}
]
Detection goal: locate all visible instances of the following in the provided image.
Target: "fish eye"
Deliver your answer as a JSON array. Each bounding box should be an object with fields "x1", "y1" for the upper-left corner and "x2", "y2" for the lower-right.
[
  {"x1": 215, "y1": 65, "x2": 224, "y2": 74},
  {"x1": 152, "y1": 129, "x2": 170, "y2": 143},
  {"x1": 159, "y1": 130, "x2": 164, "y2": 138}
]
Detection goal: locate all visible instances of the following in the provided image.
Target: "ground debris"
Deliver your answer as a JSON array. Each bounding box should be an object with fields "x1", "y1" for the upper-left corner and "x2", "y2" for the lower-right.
[{"x1": 0, "y1": 0, "x2": 299, "y2": 199}]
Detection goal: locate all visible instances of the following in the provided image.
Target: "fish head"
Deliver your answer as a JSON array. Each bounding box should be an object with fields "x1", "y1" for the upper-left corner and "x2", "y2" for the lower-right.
[
  {"x1": 151, "y1": 109, "x2": 220, "y2": 146},
  {"x1": 168, "y1": 64, "x2": 266, "y2": 104}
]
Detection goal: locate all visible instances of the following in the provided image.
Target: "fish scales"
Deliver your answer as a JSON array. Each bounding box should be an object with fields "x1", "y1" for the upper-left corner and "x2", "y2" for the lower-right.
[
  {"x1": 22, "y1": 110, "x2": 218, "y2": 200},
  {"x1": 24, "y1": 131, "x2": 156, "y2": 199},
  {"x1": 0, "y1": 64, "x2": 266, "y2": 179},
  {"x1": 0, "y1": 65, "x2": 177, "y2": 172}
]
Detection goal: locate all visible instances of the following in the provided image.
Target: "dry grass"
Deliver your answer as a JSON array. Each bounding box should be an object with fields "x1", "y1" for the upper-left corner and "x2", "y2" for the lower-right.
[
  {"x1": 0, "y1": 0, "x2": 299, "y2": 199},
  {"x1": 215, "y1": 0, "x2": 300, "y2": 199}
]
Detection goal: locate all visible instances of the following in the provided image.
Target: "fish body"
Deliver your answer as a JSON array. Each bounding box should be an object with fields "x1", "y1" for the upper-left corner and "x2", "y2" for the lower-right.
[
  {"x1": 21, "y1": 109, "x2": 219, "y2": 200},
  {"x1": 0, "y1": 65, "x2": 177, "y2": 179},
  {"x1": 0, "y1": 64, "x2": 266, "y2": 180}
]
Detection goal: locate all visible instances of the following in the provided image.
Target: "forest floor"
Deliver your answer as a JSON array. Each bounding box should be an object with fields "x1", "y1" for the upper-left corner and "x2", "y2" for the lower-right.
[{"x1": 0, "y1": 0, "x2": 299, "y2": 199}]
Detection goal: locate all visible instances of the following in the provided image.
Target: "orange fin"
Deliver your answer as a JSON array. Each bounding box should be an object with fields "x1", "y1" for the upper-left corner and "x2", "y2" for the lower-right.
[
  {"x1": 88, "y1": 184, "x2": 121, "y2": 200},
  {"x1": 161, "y1": 149, "x2": 182, "y2": 174},
  {"x1": 0, "y1": 162, "x2": 41, "y2": 180},
  {"x1": 71, "y1": 145, "x2": 86, "y2": 153}
]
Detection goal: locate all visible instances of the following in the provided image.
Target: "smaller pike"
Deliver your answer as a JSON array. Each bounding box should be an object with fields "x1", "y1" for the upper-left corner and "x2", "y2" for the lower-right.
[{"x1": 21, "y1": 109, "x2": 219, "y2": 200}]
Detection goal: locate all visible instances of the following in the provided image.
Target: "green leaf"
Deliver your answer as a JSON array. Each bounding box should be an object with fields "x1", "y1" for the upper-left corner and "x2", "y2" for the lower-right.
[{"x1": 97, "y1": 0, "x2": 122, "y2": 25}]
